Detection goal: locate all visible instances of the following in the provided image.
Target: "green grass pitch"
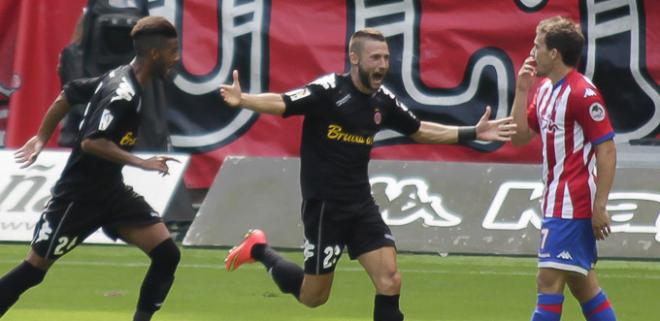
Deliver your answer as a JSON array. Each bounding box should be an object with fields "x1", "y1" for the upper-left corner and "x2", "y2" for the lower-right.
[{"x1": 0, "y1": 243, "x2": 658, "y2": 320}]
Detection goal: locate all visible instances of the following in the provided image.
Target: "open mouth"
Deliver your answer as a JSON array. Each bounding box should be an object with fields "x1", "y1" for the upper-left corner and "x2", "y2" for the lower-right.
[{"x1": 372, "y1": 72, "x2": 384, "y2": 83}]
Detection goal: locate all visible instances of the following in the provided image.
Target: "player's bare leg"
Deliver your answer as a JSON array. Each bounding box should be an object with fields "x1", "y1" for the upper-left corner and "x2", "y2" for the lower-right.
[
  {"x1": 299, "y1": 273, "x2": 334, "y2": 307},
  {"x1": 531, "y1": 268, "x2": 567, "y2": 321},
  {"x1": 358, "y1": 246, "x2": 403, "y2": 321},
  {"x1": 567, "y1": 271, "x2": 617, "y2": 321},
  {"x1": 119, "y1": 222, "x2": 180, "y2": 321}
]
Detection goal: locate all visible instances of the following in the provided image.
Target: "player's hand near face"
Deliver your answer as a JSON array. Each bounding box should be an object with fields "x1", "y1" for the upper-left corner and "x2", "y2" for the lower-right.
[
  {"x1": 140, "y1": 156, "x2": 180, "y2": 176},
  {"x1": 14, "y1": 136, "x2": 46, "y2": 168},
  {"x1": 220, "y1": 70, "x2": 243, "y2": 108},
  {"x1": 517, "y1": 56, "x2": 537, "y2": 92},
  {"x1": 475, "y1": 106, "x2": 517, "y2": 141}
]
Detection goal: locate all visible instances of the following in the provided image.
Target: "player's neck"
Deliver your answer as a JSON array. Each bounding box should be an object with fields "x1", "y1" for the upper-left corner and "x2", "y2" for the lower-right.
[
  {"x1": 548, "y1": 64, "x2": 572, "y2": 85},
  {"x1": 130, "y1": 58, "x2": 152, "y2": 88}
]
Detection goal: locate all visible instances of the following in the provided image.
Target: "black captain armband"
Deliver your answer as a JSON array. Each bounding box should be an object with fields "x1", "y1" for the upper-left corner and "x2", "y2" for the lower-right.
[{"x1": 458, "y1": 126, "x2": 477, "y2": 143}]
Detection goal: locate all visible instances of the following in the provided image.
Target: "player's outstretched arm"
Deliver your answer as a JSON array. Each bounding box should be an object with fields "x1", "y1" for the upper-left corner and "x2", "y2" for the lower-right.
[
  {"x1": 510, "y1": 56, "x2": 537, "y2": 146},
  {"x1": 80, "y1": 138, "x2": 179, "y2": 176},
  {"x1": 14, "y1": 92, "x2": 72, "y2": 168},
  {"x1": 219, "y1": 69, "x2": 285, "y2": 115},
  {"x1": 411, "y1": 106, "x2": 516, "y2": 144}
]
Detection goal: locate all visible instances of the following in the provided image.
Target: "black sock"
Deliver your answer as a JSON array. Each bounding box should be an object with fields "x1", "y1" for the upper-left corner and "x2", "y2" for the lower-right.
[
  {"x1": 374, "y1": 294, "x2": 404, "y2": 321},
  {"x1": 0, "y1": 261, "x2": 47, "y2": 317},
  {"x1": 134, "y1": 239, "x2": 181, "y2": 321},
  {"x1": 251, "y1": 244, "x2": 304, "y2": 299}
]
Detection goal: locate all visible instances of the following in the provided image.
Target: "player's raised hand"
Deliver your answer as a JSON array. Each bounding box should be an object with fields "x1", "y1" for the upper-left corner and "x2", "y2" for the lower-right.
[
  {"x1": 517, "y1": 55, "x2": 537, "y2": 92},
  {"x1": 14, "y1": 136, "x2": 46, "y2": 168},
  {"x1": 475, "y1": 106, "x2": 517, "y2": 142},
  {"x1": 140, "y1": 156, "x2": 180, "y2": 176},
  {"x1": 220, "y1": 70, "x2": 243, "y2": 108},
  {"x1": 592, "y1": 207, "x2": 612, "y2": 240}
]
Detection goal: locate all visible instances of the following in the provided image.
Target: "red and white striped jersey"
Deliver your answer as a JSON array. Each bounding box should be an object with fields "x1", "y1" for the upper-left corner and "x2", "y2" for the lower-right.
[{"x1": 527, "y1": 70, "x2": 614, "y2": 219}]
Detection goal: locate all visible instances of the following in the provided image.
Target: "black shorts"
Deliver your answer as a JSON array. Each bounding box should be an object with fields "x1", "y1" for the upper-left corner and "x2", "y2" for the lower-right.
[
  {"x1": 302, "y1": 197, "x2": 395, "y2": 275},
  {"x1": 31, "y1": 185, "x2": 161, "y2": 260}
]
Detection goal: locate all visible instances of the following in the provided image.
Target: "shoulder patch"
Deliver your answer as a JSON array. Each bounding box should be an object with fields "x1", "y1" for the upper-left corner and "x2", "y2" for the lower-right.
[
  {"x1": 110, "y1": 77, "x2": 135, "y2": 103},
  {"x1": 99, "y1": 109, "x2": 114, "y2": 131},
  {"x1": 589, "y1": 102, "x2": 606, "y2": 122},
  {"x1": 285, "y1": 87, "x2": 311, "y2": 101}
]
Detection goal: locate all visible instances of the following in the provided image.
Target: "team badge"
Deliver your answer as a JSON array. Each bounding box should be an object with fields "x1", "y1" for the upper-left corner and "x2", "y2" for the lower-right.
[
  {"x1": 374, "y1": 108, "x2": 382, "y2": 125},
  {"x1": 589, "y1": 103, "x2": 606, "y2": 122}
]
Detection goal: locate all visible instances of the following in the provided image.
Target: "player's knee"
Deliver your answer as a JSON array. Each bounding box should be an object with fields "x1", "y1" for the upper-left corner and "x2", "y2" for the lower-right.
[
  {"x1": 536, "y1": 269, "x2": 563, "y2": 293},
  {"x1": 300, "y1": 293, "x2": 330, "y2": 308},
  {"x1": 376, "y1": 271, "x2": 401, "y2": 295},
  {"x1": 149, "y1": 239, "x2": 180, "y2": 273}
]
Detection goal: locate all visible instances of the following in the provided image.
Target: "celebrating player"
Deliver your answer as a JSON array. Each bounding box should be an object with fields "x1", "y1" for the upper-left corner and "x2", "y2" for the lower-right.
[
  {"x1": 0, "y1": 17, "x2": 181, "y2": 321},
  {"x1": 510, "y1": 16, "x2": 617, "y2": 321},
  {"x1": 221, "y1": 28, "x2": 516, "y2": 321}
]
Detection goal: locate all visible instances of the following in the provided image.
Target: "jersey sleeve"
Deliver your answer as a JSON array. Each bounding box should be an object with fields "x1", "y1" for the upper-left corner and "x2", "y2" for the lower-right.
[
  {"x1": 63, "y1": 77, "x2": 102, "y2": 105},
  {"x1": 382, "y1": 97, "x2": 421, "y2": 135},
  {"x1": 526, "y1": 90, "x2": 541, "y2": 133},
  {"x1": 571, "y1": 88, "x2": 615, "y2": 145},
  {"x1": 281, "y1": 74, "x2": 335, "y2": 117},
  {"x1": 81, "y1": 97, "x2": 134, "y2": 141}
]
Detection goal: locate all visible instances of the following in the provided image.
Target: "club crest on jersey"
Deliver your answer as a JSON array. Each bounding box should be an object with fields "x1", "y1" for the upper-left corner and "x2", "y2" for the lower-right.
[
  {"x1": 374, "y1": 108, "x2": 382, "y2": 125},
  {"x1": 589, "y1": 103, "x2": 606, "y2": 122},
  {"x1": 99, "y1": 109, "x2": 114, "y2": 131}
]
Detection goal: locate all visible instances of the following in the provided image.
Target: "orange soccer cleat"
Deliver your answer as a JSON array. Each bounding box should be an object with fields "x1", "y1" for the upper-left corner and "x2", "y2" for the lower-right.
[{"x1": 224, "y1": 229, "x2": 267, "y2": 271}]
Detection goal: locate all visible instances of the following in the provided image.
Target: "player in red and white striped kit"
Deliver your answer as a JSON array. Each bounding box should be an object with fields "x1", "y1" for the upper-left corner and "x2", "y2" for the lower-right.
[{"x1": 510, "y1": 16, "x2": 617, "y2": 321}]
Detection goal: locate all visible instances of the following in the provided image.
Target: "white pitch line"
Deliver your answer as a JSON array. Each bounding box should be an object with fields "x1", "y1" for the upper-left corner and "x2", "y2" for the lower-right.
[{"x1": 1, "y1": 259, "x2": 659, "y2": 280}]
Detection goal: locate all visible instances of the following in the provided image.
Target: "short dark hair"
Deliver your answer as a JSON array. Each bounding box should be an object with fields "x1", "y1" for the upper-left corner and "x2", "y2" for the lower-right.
[
  {"x1": 130, "y1": 16, "x2": 178, "y2": 57},
  {"x1": 349, "y1": 28, "x2": 386, "y2": 54},
  {"x1": 536, "y1": 16, "x2": 584, "y2": 67}
]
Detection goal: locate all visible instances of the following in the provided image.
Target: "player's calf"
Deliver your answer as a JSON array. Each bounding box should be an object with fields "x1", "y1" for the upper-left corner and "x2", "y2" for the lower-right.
[
  {"x1": 531, "y1": 293, "x2": 564, "y2": 321},
  {"x1": 581, "y1": 290, "x2": 616, "y2": 321},
  {"x1": 0, "y1": 261, "x2": 47, "y2": 317},
  {"x1": 374, "y1": 294, "x2": 404, "y2": 321},
  {"x1": 134, "y1": 238, "x2": 180, "y2": 321}
]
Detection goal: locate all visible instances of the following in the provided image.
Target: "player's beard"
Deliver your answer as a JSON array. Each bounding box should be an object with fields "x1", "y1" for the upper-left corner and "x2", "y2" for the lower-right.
[{"x1": 358, "y1": 64, "x2": 383, "y2": 92}]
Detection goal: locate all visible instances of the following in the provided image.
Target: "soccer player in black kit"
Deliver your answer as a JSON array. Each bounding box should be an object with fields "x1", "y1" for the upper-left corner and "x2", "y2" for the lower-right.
[
  {"x1": 222, "y1": 28, "x2": 516, "y2": 320},
  {"x1": 2, "y1": 17, "x2": 181, "y2": 321}
]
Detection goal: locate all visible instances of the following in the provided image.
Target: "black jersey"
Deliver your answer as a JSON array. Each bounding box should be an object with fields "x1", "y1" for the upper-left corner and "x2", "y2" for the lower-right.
[
  {"x1": 282, "y1": 73, "x2": 421, "y2": 200},
  {"x1": 52, "y1": 65, "x2": 143, "y2": 200}
]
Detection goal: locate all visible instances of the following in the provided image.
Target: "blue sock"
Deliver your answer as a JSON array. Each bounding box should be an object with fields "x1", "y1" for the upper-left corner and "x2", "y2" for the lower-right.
[
  {"x1": 581, "y1": 290, "x2": 616, "y2": 321},
  {"x1": 531, "y1": 293, "x2": 564, "y2": 321}
]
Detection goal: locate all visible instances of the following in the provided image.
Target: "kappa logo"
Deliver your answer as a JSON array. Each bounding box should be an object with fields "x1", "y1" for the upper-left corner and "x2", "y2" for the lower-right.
[
  {"x1": 556, "y1": 251, "x2": 573, "y2": 260},
  {"x1": 110, "y1": 77, "x2": 135, "y2": 103},
  {"x1": 370, "y1": 176, "x2": 461, "y2": 227},
  {"x1": 584, "y1": 88, "x2": 597, "y2": 98},
  {"x1": 34, "y1": 220, "x2": 53, "y2": 244},
  {"x1": 303, "y1": 239, "x2": 315, "y2": 261}
]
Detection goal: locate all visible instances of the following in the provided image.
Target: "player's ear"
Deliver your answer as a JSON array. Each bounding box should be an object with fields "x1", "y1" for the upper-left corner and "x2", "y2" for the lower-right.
[
  {"x1": 149, "y1": 47, "x2": 161, "y2": 61},
  {"x1": 349, "y1": 51, "x2": 359, "y2": 65}
]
